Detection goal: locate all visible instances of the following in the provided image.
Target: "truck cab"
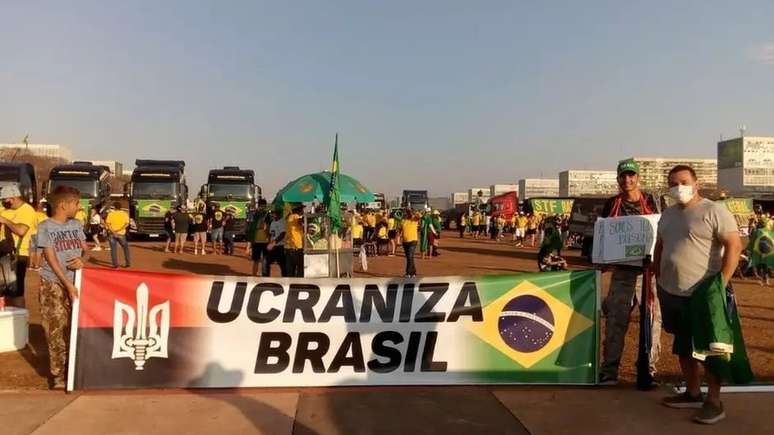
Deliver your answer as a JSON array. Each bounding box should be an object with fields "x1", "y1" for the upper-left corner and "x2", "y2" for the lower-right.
[
  {"x1": 47, "y1": 162, "x2": 112, "y2": 221},
  {"x1": 128, "y1": 160, "x2": 187, "y2": 237},
  {"x1": 0, "y1": 162, "x2": 38, "y2": 205},
  {"x1": 200, "y1": 167, "x2": 260, "y2": 234},
  {"x1": 401, "y1": 190, "x2": 429, "y2": 211}
]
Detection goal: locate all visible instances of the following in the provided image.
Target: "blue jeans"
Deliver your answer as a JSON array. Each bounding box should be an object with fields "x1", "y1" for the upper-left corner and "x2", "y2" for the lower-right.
[
  {"x1": 403, "y1": 242, "x2": 417, "y2": 276},
  {"x1": 109, "y1": 234, "x2": 131, "y2": 268}
]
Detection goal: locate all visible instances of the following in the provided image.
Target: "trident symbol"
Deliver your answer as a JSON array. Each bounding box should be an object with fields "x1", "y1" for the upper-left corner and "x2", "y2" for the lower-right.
[{"x1": 112, "y1": 283, "x2": 170, "y2": 370}]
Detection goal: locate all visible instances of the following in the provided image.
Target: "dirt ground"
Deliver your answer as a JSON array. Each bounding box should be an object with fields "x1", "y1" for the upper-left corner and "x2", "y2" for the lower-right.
[{"x1": 2, "y1": 231, "x2": 772, "y2": 390}]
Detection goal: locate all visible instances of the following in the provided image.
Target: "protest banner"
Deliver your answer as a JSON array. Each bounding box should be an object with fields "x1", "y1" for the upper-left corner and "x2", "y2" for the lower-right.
[
  {"x1": 529, "y1": 199, "x2": 574, "y2": 215},
  {"x1": 67, "y1": 268, "x2": 599, "y2": 390},
  {"x1": 592, "y1": 215, "x2": 660, "y2": 264}
]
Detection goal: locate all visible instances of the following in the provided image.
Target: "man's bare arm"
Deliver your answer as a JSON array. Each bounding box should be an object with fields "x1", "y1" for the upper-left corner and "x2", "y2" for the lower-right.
[{"x1": 719, "y1": 231, "x2": 742, "y2": 286}]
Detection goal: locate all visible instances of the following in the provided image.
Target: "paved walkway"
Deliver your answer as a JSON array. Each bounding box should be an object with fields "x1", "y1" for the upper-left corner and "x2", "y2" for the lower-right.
[{"x1": 3, "y1": 387, "x2": 772, "y2": 435}]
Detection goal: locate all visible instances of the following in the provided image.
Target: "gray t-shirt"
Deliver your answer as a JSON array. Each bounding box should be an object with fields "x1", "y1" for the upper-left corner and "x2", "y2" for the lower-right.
[
  {"x1": 37, "y1": 218, "x2": 86, "y2": 284},
  {"x1": 657, "y1": 198, "x2": 737, "y2": 296}
]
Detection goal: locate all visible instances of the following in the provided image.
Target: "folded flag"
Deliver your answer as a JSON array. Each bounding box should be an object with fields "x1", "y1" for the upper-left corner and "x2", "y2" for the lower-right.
[{"x1": 689, "y1": 273, "x2": 754, "y2": 384}]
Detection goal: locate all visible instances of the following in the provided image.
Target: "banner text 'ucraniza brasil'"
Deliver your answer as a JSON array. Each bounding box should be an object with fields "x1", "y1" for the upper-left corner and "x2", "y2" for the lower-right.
[{"x1": 68, "y1": 268, "x2": 599, "y2": 390}]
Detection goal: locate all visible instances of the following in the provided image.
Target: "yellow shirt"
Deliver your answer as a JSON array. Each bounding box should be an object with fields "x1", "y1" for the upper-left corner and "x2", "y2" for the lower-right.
[
  {"x1": 461, "y1": 215, "x2": 467, "y2": 226},
  {"x1": 387, "y1": 217, "x2": 396, "y2": 231},
  {"x1": 285, "y1": 213, "x2": 304, "y2": 249},
  {"x1": 1, "y1": 203, "x2": 36, "y2": 256},
  {"x1": 31, "y1": 211, "x2": 48, "y2": 236},
  {"x1": 106, "y1": 210, "x2": 130, "y2": 236},
  {"x1": 377, "y1": 226, "x2": 388, "y2": 239},
  {"x1": 472, "y1": 213, "x2": 481, "y2": 226},
  {"x1": 75, "y1": 209, "x2": 87, "y2": 224},
  {"x1": 365, "y1": 213, "x2": 376, "y2": 227},
  {"x1": 401, "y1": 218, "x2": 419, "y2": 243},
  {"x1": 518, "y1": 216, "x2": 528, "y2": 228}
]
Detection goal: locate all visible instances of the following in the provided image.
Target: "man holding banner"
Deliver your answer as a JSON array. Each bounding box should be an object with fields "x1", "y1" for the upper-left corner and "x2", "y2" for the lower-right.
[{"x1": 599, "y1": 159, "x2": 661, "y2": 387}]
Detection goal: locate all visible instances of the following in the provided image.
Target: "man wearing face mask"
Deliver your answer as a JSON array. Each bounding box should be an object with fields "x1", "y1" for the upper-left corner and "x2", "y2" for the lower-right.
[
  {"x1": 656, "y1": 165, "x2": 742, "y2": 424},
  {"x1": 0, "y1": 184, "x2": 37, "y2": 307},
  {"x1": 598, "y1": 159, "x2": 662, "y2": 387}
]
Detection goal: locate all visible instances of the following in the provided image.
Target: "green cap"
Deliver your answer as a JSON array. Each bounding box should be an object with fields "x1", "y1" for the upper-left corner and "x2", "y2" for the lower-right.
[{"x1": 617, "y1": 159, "x2": 640, "y2": 175}]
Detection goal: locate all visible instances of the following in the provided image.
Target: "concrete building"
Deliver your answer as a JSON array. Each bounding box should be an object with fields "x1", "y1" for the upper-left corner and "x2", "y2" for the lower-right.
[
  {"x1": 518, "y1": 178, "x2": 559, "y2": 199},
  {"x1": 490, "y1": 184, "x2": 517, "y2": 197},
  {"x1": 0, "y1": 143, "x2": 73, "y2": 161},
  {"x1": 718, "y1": 135, "x2": 774, "y2": 197},
  {"x1": 621, "y1": 157, "x2": 716, "y2": 192},
  {"x1": 468, "y1": 187, "x2": 490, "y2": 204},
  {"x1": 90, "y1": 160, "x2": 124, "y2": 176},
  {"x1": 451, "y1": 192, "x2": 468, "y2": 205},
  {"x1": 559, "y1": 170, "x2": 618, "y2": 197}
]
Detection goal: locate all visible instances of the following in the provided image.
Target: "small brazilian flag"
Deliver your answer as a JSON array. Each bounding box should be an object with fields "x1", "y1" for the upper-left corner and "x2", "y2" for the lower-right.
[
  {"x1": 463, "y1": 270, "x2": 598, "y2": 383},
  {"x1": 326, "y1": 134, "x2": 342, "y2": 232},
  {"x1": 749, "y1": 228, "x2": 774, "y2": 269}
]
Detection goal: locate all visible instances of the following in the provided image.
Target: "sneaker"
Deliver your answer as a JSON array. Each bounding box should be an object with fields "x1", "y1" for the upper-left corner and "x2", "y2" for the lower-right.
[
  {"x1": 91, "y1": 246, "x2": 102, "y2": 251},
  {"x1": 662, "y1": 392, "x2": 705, "y2": 409},
  {"x1": 598, "y1": 374, "x2": 618, "y2": 386},
  {"x1": 51, "y1": 377, "x2": 66, "y2": 390},
  {"x1": 693, "y1": 401, "x2": 725, "y2": 425}
]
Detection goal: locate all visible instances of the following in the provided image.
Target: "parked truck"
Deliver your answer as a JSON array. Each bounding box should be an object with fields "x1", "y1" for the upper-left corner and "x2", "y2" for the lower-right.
[
  {"x1": 0, "y1": 162, "x2": 38, "y2": 205},
  {"x1": 200, "y1": 166, "x2": 260, "y2": 235},
  {"x1": 46, "y1": 162, "x2": 112, "y2": 221},
  {"x1": 401, "y1": 190, "x2": 429, "y2": 211},
  {"x1": 128, "y1": 160, "x2": 188, "y2": 237}
]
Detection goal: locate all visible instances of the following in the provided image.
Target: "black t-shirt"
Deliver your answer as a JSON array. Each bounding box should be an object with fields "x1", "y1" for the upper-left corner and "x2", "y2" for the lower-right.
[
  {"x1": 224, "y1": 213, "x2": 238, "y2": 231},
  {"x1": 601, "y1": 193, "x2": 658, "y2": 218},
  {"x1": 211, "y1": 209, "x2": 225, "y2": 229},
  {"x1": 172, "y1": 212, "x2": 190, "y2": 233},
  {"x1": 164, "y1": 211, "x2": 174, "y2": 230},
  {"x1": 191, "y1": 212, "x2": 207, "y2": 232}
]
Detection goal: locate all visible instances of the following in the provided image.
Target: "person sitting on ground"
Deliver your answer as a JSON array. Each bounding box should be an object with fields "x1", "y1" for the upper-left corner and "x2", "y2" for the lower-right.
[{"x1": 537, "y1": 226, "x2": 566, "y2": 271}]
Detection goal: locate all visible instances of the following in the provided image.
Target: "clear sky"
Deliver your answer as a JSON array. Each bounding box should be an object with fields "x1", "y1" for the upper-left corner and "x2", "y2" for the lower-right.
[{"x1": 2, "y1": 1, "x2": 773, "y2": 199}]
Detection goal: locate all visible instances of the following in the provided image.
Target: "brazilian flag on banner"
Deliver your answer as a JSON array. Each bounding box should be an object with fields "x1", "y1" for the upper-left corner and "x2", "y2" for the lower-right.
[
  {"x1": 749, "y1": 228, "x2": 774, "y2": 268},
  {"x1": 463, "y1": 270, "x2": 598, "y2": 384}
]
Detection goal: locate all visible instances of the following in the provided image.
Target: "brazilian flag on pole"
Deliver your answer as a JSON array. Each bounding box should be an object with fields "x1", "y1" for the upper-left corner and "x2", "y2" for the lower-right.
[
  {"x1": 326, "y1": 134, "x2": 342, "y2": 232},
  {"x1": 749, "y1": 228, "x2": 774, "y2": 269}
]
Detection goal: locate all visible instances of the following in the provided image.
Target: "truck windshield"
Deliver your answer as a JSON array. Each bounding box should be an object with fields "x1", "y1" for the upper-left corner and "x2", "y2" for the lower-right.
[
  {"x1": 133, "y1": 182, "x2": 177, "y2": 198},
  {"x1": 208, "y1": 183, "x2": 251, "y2": 199},
  {"x1": 0, "y1": 167, "x2": 20, "y2": 182},
  {"x1": 49, "y1": 179, "x2": 97, "y2": 198}
]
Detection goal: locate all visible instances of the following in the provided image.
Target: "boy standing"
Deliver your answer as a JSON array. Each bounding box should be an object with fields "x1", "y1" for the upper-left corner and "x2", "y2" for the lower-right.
[{"x1": 36, "y1": 186, "x2": 89, "y2": 389}]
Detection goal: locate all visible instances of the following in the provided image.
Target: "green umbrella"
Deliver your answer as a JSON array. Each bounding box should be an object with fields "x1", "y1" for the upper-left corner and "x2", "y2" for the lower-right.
[{"x1": 272, "y1": 171, "x2": 375, "y2": 205}]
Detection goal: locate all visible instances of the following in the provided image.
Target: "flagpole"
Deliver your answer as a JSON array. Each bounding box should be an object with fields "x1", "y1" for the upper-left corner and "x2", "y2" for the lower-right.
[{"x1": 335, "y1": 133, "x2": 341, "y2": 278}]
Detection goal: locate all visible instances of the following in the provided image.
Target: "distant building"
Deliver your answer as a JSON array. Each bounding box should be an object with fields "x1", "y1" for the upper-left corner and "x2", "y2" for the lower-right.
[
  {"x1": 90, "y1": 160, "x2": 124, "y2": 176},
  {"x1": 490, "y1": 184, "x2": 517, "y2": 197},
  {"x1": 559, "y1": 170, "x2": 618, "y2": 197},
  {"x1": 622, "y1": 157, "x2": 716, "y2": 192},
  {"x1": 428, "y1": 197, "x2": 451, "y2": 211},
  {"x1": 717, "y1": 135, "x2": 774, "y2": 198},
  {"x1": 518, "y1": 178, "x2": 559, "y2": 200},
  {"x1": 468, "y1": 187, "x2": 490, "y2": 204},
  {"x1": 451, "y1": 192, "x2": 468, "y2": 205},
  {"x1": 0, "y1": 143, "x2": 73, "y2": 161}
]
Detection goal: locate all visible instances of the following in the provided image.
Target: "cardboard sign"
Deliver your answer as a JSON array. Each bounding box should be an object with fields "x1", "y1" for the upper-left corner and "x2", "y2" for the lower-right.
[{"x1": 592, "y1": 215, "x2": 660, "y2": 264}]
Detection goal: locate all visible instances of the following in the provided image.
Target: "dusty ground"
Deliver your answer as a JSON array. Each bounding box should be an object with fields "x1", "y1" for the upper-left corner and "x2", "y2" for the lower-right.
[{"x1": 1, "y1": 231, "x2": 772, "y2": 390}]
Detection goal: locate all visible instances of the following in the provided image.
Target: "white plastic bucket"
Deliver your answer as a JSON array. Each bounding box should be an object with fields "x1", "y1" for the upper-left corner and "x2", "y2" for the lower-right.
[{"x1": 0, "y1": 307, "x2": 29, "y2": 352}]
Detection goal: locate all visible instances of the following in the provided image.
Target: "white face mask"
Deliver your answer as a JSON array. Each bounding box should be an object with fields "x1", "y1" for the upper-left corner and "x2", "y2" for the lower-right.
[{"x1": 670, "y1": 185, "x2": 695, "y2": 204}]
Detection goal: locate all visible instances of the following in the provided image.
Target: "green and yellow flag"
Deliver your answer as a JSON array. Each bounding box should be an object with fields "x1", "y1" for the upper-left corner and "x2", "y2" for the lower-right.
[
  {"x1": 326, "y1": 134, "x2": 342, "y2": 232},
  {"x1": 462, "y1": 270, "x2": 598, "y2": 383}
]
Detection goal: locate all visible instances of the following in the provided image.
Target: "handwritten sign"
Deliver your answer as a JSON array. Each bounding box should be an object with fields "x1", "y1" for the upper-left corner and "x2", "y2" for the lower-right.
[{"x1": 592, "y1": 214, "x2": 660, "y2": 264}]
